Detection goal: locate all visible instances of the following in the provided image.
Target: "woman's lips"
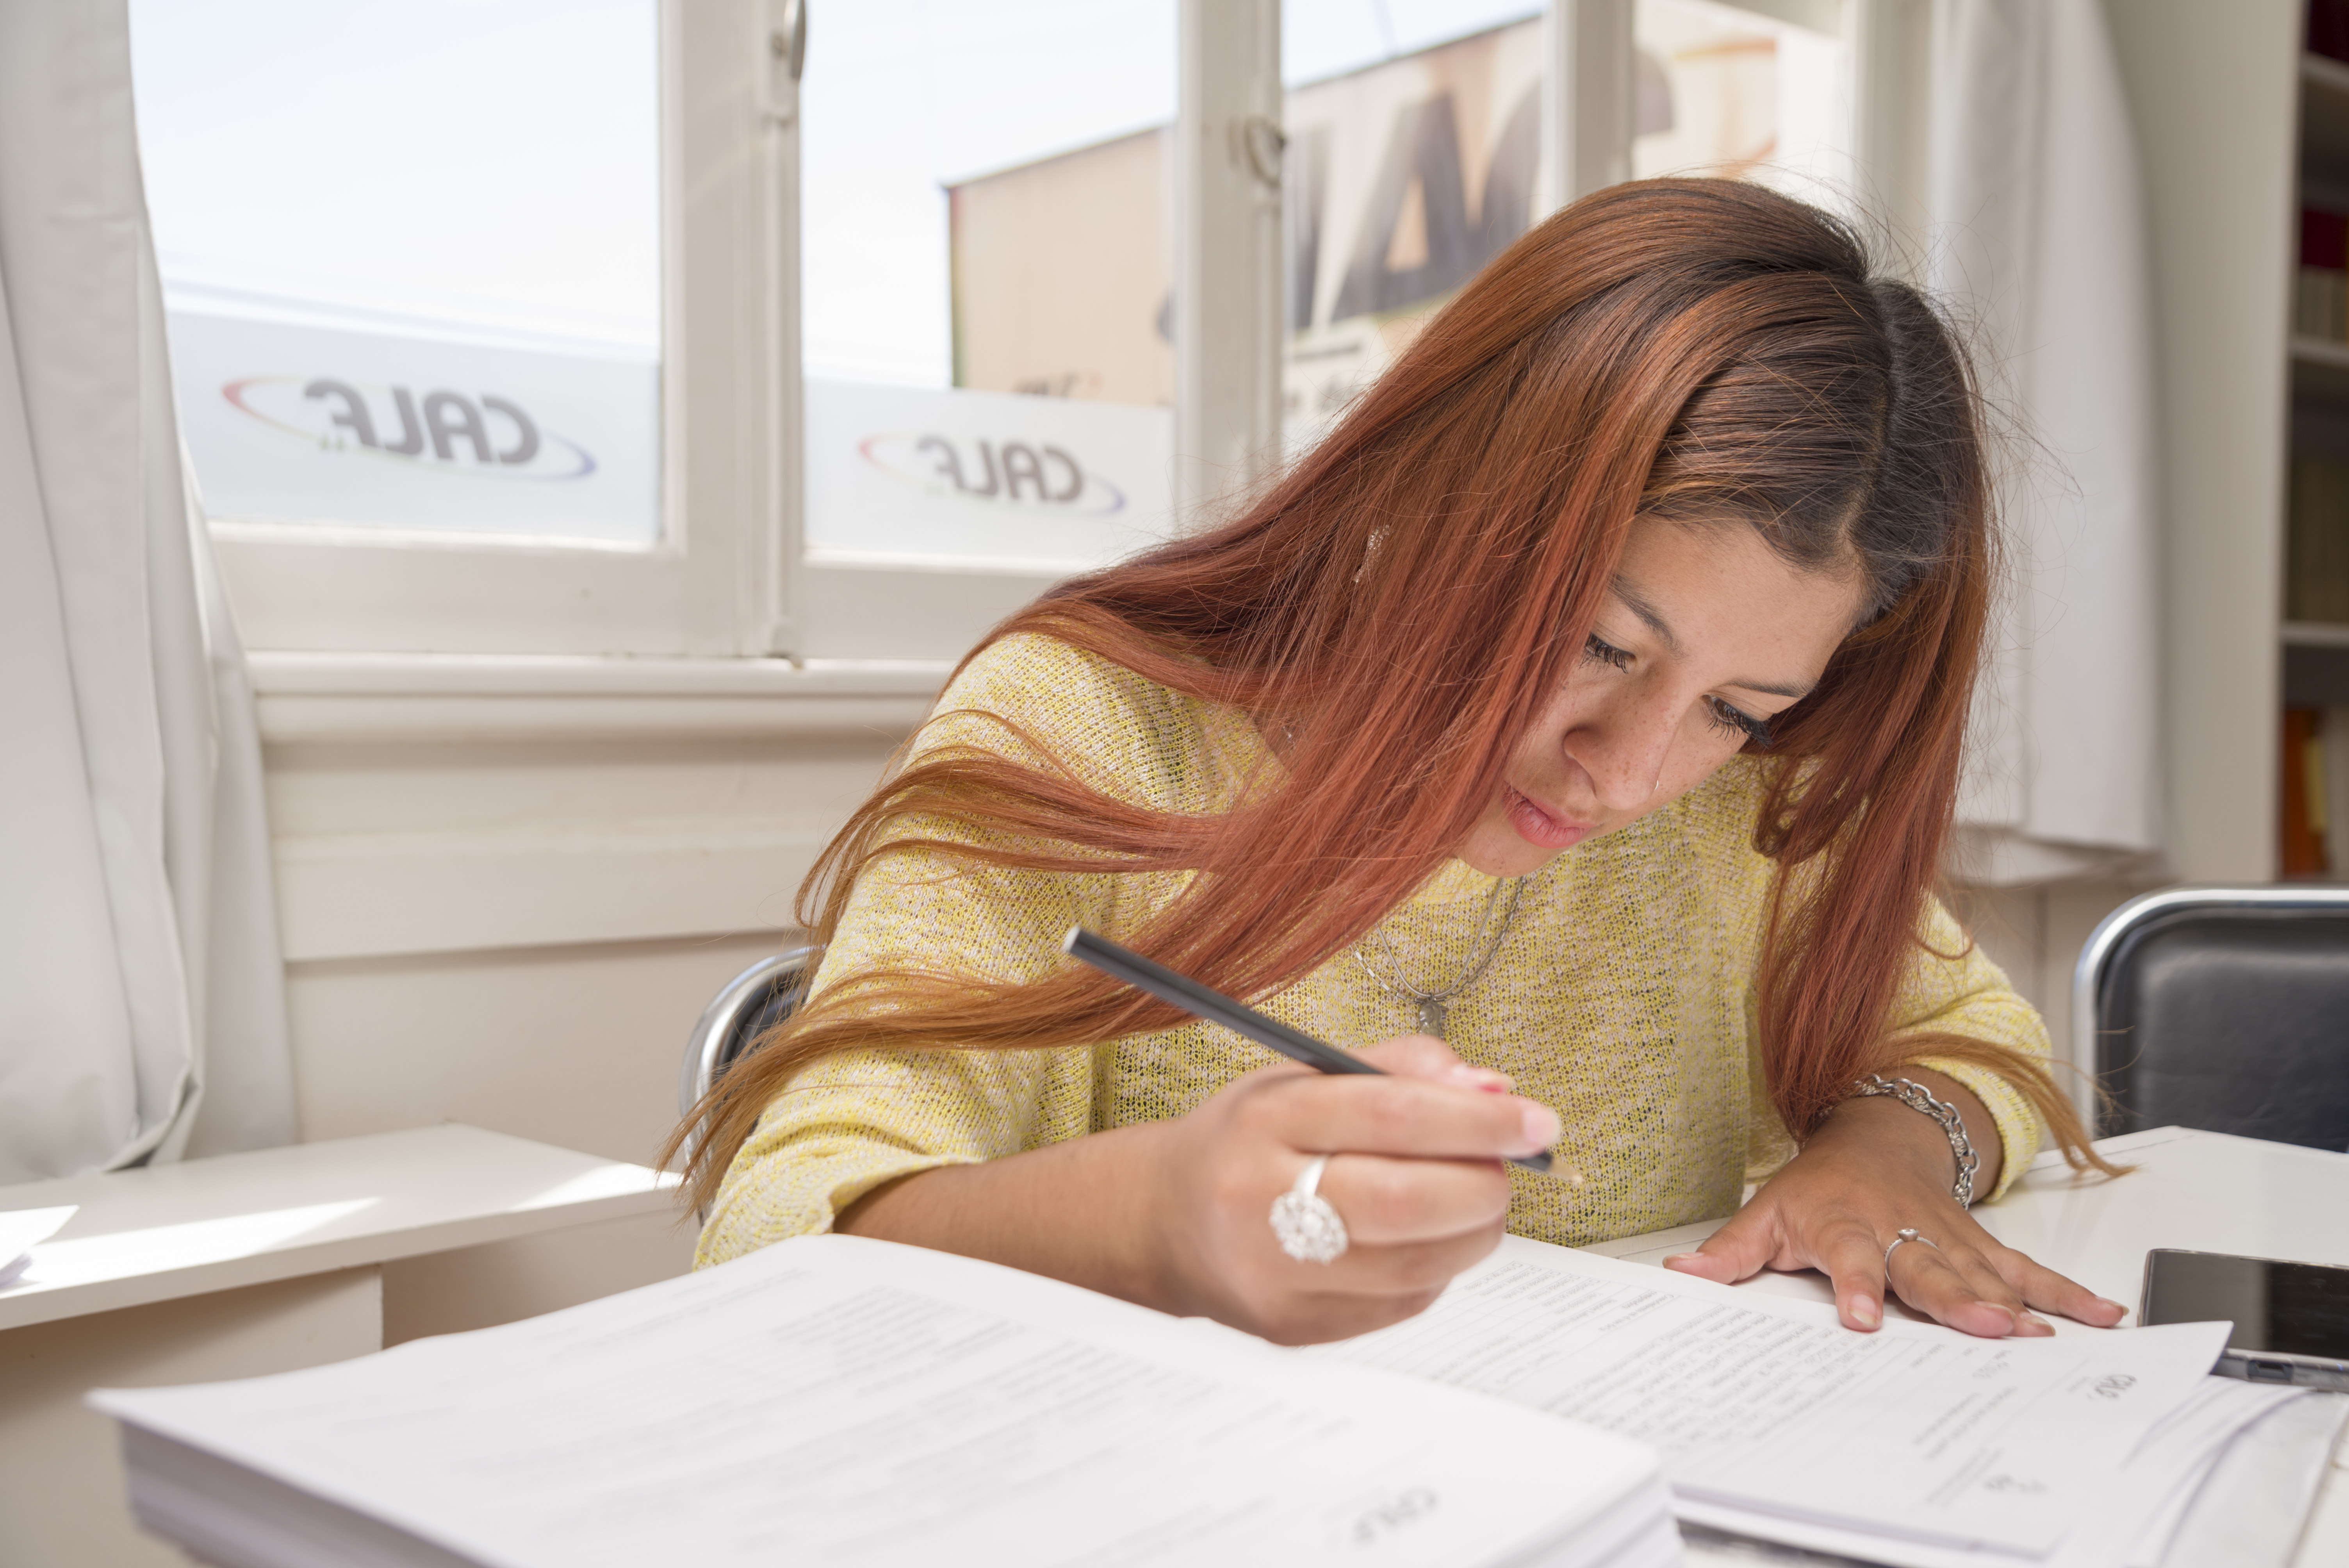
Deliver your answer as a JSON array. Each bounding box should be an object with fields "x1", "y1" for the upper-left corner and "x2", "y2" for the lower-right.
[{"x1": 1504, "y1": 787, "x2": 1595, "y2": 850}]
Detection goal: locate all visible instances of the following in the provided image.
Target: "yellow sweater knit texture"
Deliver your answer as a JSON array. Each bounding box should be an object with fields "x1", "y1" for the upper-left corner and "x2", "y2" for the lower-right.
[{"x1": 699, "y1": 634, "x2": 2048, "y2": 1266}]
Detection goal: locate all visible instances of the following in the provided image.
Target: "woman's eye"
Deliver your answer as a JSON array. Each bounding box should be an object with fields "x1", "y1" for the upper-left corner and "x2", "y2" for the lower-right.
[
  {"x1": 1706, "y1": 696, "x2": 1772, "y2": 748},
  {"x1": 1583, "y1": 633, "x2": 1633, "y2": 672}
]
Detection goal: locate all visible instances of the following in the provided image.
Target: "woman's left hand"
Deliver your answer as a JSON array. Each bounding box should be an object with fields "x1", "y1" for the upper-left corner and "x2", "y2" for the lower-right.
[{"x1": 1661, "y1": 1072, "x2": 2128, "y2": 1337}]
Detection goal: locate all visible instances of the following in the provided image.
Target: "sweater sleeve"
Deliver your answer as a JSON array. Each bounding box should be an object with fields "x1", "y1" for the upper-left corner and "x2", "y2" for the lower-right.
[
  {"x1": 1882, "y1": 897, "x2": 2051, "y2": 1204},
  {"x1": 1739, "y1": 877, "x2": 2055, "y2": 1205},
  {"x1": 691, "y1": 851, "x2": 1105, "y2": 1265},
  {"x1": 695, "y1": 635, "x2": 1213, "y2": 1266}
]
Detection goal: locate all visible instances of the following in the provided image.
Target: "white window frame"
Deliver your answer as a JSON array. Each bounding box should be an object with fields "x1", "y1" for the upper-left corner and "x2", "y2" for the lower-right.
[
  {"x1": 207, "y1": 0, "x2": 1848, "y2": 668},
  {"x1": 211, "y1": 0, "x2": 794, "y2": 659},
  {"x1": 206, "y1": 0, "x2": 1284, "y2": 665},
  {"x1": 784, "y1": 0, "x2": 1285, "y2": 662}
]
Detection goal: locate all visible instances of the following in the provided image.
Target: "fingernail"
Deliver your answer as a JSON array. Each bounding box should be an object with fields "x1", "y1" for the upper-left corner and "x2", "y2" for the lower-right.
[
  {"x1": 1662, "y1": 1253, "x2": 1698, "y2": 1268},
  {"x1": 1447, "y1": 1063, "x2": 1513, "y2": 1092},
  {"x1": 1520, "y1": 1104, "x2": 1563, "y2": 1152},
  {"x1": 1850, "y1": 1295, "x2": 1880, "y2": 1327},
  {"x1": 2018, "y1": 1311, "x2": 2054, "y2": 1334}
]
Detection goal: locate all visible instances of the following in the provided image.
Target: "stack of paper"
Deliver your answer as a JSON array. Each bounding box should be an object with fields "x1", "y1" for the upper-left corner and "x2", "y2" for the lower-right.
[
  {"x1": 1317, "y1": 1238, "x2": 2345, "y2": 1568},
  {"x1": 0, "y1": 1204, "x2": 76, "y2": 1289},
  {"x1": 91, "y1": 1234, "x2": 1680, "y2": 1568},
  {"x1": 2115, "y1": 1379, "x2": 2347, "y2": 1568},
  {"x1": 85, "y1": 1229, "x2": 2345, "y2": 1568}
]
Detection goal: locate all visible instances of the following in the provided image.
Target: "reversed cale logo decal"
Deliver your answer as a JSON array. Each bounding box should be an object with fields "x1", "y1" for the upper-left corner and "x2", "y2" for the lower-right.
[
  {"x1": 221, "y1": 376, "x2": 597, "y2": 481},
  {"x1": 856, "y1": 430, "x2": 1128, "y2": 515}
]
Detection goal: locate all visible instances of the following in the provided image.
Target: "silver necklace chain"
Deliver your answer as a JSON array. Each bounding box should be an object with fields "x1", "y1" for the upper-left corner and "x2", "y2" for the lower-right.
[{"x1": 1353, "y1": 875, "x2": 1526, "y2": 1040}]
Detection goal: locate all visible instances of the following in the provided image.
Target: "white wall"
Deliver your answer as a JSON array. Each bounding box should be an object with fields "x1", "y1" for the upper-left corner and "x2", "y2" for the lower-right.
[
  {"x1": 265, "y1": 720, "x2": 917, "y2": 1163},
  {"x1": 252, "y1": 666, "x2": 927, "y2": 1321},
  {"x1": 2104, "y1": 0, "x2": 2300, "y2": 882},
  {"x1": 1949, "y1": 0, "x2": 2304, "y2": 1092}
]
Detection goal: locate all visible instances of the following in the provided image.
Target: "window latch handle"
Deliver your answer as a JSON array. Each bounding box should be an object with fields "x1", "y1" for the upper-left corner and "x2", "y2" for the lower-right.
[{"x1": 772, "y1": 0, "x2": 807, "y2": 84}]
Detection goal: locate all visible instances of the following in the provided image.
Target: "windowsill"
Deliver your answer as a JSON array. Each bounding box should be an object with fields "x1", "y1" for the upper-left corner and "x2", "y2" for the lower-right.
[{"x1": 246, "y1": 651, "x2": 953, "y2": 743}]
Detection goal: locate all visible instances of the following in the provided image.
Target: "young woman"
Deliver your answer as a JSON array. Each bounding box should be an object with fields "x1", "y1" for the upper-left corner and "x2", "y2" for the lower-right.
[{"x1": 673, "y1": 179, "x2": 2125, "y2": 1347}]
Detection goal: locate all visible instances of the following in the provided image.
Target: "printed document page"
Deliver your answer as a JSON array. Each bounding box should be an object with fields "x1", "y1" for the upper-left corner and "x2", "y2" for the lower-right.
[
  {"x1": 0, "y1": 1204, "x2": 76, "y2": 1287},
  {"x1": 1317, "y1": 1238, "x2": 2228, "y2": 1559},
  {"x1": 2145, "y1": 1390, "x2": 2349, "y2": 1568},
  {"x1": 1678, "y1": 1371, "x2": 2304, "y2": 1568},
  {"x1": 92, "y1": 1234, "x2": 1667, "y2": 1568}
]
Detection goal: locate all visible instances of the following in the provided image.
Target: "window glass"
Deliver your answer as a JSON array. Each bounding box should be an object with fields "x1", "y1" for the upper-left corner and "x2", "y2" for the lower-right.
[
  {"x1": 1632, "y1": 0, "x2": 1849, "y2": 205},
  {"x1": 128, "y1": 0, "x2": 661, "y2": 547},
  {"x1": 1280, "y1": 2, "x2": 1545, "y2": 454},
  {"x1": 802, "y1": 1, "x2": 1178, "y2": 572}
]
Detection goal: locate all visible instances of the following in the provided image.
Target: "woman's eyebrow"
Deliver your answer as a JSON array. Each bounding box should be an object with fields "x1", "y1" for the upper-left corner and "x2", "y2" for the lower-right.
[
  {"x1": 1731, "y1": 673, "x2": 1818, "y2": 700},
  {"x1": 1609, "y1": 579, "x2": 1680, "y2": 654},
  {"x1": 1611, "y1": 577, "x2": 1817, "y2": 700}
]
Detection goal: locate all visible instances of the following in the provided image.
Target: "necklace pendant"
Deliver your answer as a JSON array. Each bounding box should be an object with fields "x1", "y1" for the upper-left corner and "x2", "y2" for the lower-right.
[{"x1": 1416, "y1": 998, "x2": 1449, "y2": 1039}]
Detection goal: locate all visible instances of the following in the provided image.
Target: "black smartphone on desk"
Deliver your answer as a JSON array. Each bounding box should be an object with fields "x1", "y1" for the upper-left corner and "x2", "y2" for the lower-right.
[{"x1": 2141, "y1": 1248, "x2": 2349, "y2": 1390}]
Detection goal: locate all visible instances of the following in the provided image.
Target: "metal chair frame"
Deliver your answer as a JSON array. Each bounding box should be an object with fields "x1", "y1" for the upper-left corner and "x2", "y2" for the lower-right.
[
  {"x1": 677, "y1": 944, "x2": 817, "y2": 1160},
  {"x1": 2071, "y1": 883, "x2": 2349, "y2": 1132}
]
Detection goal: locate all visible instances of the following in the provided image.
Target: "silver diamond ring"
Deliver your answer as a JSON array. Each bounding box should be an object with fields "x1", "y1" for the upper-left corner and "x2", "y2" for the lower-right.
[
  {"x1": 1883, "y1": 1227, "x2": 1939, "y2": 1276},
  {"x1": 1269, "y1": 1155, "x2": 1349, "y2": 1264}
]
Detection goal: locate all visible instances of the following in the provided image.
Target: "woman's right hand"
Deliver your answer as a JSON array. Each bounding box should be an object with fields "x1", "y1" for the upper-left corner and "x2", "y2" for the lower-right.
[{"x1": 1143, "y1": 1034, "x2": 1560, "y2": 1344}]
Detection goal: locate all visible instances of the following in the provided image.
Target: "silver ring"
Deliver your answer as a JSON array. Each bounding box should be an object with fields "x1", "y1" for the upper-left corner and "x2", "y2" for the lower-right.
[
  {"x1": 1269, "y1": 1155, "x2": 1349, "y2": 1264},
  {"x1": 1883, "y1": 1227, "x2": 1939, "y2": 1276}
]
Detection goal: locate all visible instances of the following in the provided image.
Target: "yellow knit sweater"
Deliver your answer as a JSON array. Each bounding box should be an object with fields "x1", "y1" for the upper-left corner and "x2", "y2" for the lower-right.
[{"x1": 699, "y1": 634, "x2": 2047, "y2": 1266}]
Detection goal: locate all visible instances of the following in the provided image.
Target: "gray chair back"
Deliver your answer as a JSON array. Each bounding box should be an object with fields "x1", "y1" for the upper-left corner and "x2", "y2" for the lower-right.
[
  {"x1": 678, "y1": 946, "x2": 816, "y2": 1159},
  {"x1": 2073, "y1": 887, "x2": 2349, "y2": 1151}
]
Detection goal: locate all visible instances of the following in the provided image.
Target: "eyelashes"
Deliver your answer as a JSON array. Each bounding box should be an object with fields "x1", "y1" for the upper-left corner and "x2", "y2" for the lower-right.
[
  {"x1": 1582, "y1": 633, "x2": 1633, "y2": 672},
  {"x1": 1706, "y1": 697, "x2": 1773, "y2": 748},
  {"x1": 1580, "y1": 633, "x2": 1774, "y2": 750}
]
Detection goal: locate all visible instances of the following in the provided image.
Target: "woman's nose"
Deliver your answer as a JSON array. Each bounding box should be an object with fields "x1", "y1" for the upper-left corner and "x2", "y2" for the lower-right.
[{"x1": 1571, "y1": 692, "x2": 1681, "y2": 813}]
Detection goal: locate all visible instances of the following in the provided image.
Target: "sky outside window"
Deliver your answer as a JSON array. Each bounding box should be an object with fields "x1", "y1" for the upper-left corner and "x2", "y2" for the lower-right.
[{"x1": 127, "y1": 0, "x2": 662, "y2": 544}]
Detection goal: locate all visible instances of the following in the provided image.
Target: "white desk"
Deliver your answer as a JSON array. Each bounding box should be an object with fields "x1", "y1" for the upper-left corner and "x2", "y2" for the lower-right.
[
  {"x1": 1588, "y1": 1127, "x2": 2349, "y2": 1567},
  {"x1": 0, "y1": 1125, "x2": 684, "y2": 1568},
  {"x1": 23, "y1": 1126, "x2": 2344, "y2": 1566}
]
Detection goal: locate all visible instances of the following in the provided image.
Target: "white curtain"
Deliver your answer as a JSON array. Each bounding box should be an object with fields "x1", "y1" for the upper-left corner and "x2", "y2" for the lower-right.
[
  {"x1": 1931, "y1": 0, "x2": 2164, "y2": 886},
  {"x1": 0, "y1": 0, "x2": 295, "y2": 1182}
]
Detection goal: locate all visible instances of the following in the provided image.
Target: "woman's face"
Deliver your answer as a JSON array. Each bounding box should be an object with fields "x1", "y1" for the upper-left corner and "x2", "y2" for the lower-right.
[{"x1": 1458, "y1": 517, "x2": 1870, "y2": 877}]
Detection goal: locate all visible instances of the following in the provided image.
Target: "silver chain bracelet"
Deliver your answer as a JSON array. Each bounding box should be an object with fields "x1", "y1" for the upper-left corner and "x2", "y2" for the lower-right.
[{"x1": 1847, "y1": 1073, "x2": 1979, "y2": 1208}]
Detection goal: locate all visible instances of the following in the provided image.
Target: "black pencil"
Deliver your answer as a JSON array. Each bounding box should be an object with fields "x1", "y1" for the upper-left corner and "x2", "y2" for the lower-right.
[{"x1": 1062, "y1": 925, "x2": 1570, "y2": 1179}]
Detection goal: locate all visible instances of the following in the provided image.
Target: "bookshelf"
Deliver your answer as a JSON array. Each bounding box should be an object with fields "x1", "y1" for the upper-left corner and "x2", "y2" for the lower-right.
[
  {"x1": 2285, "y1": 33, "x2": 2349, "y2": 874},
  {"x1": 2292, "y1": 333, "x2": 2349, "y2": 401},
  {"x1": 2306, "y1": 48, "x2": 2349, "y2": 145},
  {"x1": 2284, "y1": 618, "x2": 2349, "y2": 646}
]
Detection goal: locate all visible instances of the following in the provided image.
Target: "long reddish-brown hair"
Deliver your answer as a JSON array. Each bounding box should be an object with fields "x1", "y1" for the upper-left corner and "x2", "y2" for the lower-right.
[{"x1": 672, "y1": 179, "x2": 2108, "y2": 1209}]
